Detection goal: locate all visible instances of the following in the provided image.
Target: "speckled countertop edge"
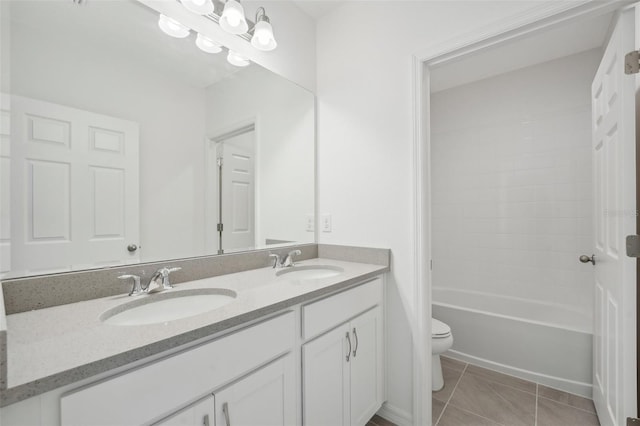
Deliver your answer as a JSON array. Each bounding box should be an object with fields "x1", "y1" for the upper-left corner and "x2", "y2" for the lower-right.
[{"x1": 1, "y1": 258, "x2": 389, "y2": 407}]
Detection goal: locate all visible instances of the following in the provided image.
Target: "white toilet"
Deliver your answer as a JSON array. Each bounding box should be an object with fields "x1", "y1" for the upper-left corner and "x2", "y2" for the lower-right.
[{"x1": 432, "y1": 318, "x2": 453, "y2": 391}]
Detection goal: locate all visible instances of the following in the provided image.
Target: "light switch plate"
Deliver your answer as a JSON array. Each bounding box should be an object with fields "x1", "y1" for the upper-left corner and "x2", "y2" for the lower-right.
[
  {"x1": 306, "y1": 214, "x2": 314, "y2": 232},
  {"x1": 321, "y1": 214, "x2": 332, "y2": 232}
]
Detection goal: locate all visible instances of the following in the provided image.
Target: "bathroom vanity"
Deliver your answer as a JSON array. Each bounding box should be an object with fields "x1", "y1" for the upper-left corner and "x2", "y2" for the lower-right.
[
  {"x1": 0, "y1": 1, "x2": 389, "y2": 424},
  {"x1": 0, "y1": 248, "x2": 389, "y2": 426}
]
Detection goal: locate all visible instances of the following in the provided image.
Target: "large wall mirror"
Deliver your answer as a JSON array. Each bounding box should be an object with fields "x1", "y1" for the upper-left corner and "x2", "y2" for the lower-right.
[{"x1": 0, "y1": 0, "x2": 315, "y2": 279}]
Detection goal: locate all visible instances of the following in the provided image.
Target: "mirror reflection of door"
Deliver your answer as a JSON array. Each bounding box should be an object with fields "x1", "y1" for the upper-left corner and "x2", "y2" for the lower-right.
[
  {"x1": 210, "y1": 125, "x2": 255, "y2": 254},
  {"x1": 3, "y1": 95, "x2": 140, "y2": 277}
]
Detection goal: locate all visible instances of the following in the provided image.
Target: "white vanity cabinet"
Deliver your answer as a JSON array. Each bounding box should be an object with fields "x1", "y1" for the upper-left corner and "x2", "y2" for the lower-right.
[
  {"x1": 153, "y1": 395, "x2": 214, "y2": 426},
  {"x1": 301, "y1": 278, "x2": 384, "y2": 426},
  {"x1": 213, "y1": 354, "x2": 296, "y2": 426},
  {"x1": 1, "y1": 274, "x2": 387, "y2": 426},
  {"x1": 60, "y1": 312, "x2": 295, "y2": 426},
  {"x1": 154, "y1": 354, "x2": 295, "y2": 426}
]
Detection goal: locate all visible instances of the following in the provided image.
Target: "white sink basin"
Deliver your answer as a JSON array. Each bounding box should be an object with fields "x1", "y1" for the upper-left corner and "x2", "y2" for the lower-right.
[
  {"x1": 101, "y1": 288, "x2": 237, "y2": 326},
  {"x1": 276, "y1": 265, "x2": 344, "y2": 281}
]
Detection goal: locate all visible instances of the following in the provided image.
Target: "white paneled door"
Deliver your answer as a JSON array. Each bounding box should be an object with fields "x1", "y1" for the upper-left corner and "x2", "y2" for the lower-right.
[
  {"x1": 219, "y1": 131, "x2": 255, "y2": 252},
  {"x1": 591, "y1": 10, "x2": 637, "y2": 426},
  {"x1": 10, "y1": 95, "x2": 139, "y2": 276}
]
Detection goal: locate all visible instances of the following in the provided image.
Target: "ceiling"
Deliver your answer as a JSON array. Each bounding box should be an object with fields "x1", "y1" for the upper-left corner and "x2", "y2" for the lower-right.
[
  {"x1": 292, "y1": 0, "x2": 344, "y2": 19},
  {"x1": 430, "y1": 11, "x2": 614, "y2": 93}
]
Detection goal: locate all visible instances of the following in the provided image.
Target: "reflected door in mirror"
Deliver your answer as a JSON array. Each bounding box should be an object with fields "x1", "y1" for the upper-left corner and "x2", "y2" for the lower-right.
[{"x1": 5, "y1": 95, "x2": 139, "y2": 277}]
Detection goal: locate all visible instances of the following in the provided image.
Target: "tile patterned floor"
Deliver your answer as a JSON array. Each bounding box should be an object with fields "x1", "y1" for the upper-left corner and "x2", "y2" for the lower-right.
[
  {"x1": 367, "y1": 357, "x2": 600, "y2": 426},
  {"x1": 432, "y1": 357, "x2": 600, "y2": 426},
  {"x1": 367, "y1": 414, "x2": 397, "y2": 426}
]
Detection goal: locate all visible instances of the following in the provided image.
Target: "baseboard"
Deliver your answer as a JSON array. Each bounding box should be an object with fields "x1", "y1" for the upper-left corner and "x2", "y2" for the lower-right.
[
  {"x1": 446, "y1": 349, "x2": 593, "y2": 398},
  {"x1": 376, "y1": 402, "x2": 413, "y2": 426}
]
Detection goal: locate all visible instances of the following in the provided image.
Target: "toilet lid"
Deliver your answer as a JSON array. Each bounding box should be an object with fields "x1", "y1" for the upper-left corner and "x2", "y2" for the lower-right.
[{"x1": 432, "y1": 318, "x2": 451, "y2": 337}]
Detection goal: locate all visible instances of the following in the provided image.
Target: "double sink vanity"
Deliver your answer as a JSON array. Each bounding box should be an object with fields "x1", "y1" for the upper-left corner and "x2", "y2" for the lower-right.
[
  {"x1": 0, "y1": 2, "x2": 388, "y2": 424},
  {"x1": 0, "y1": 244, "x2": 390, "y2": 426}
]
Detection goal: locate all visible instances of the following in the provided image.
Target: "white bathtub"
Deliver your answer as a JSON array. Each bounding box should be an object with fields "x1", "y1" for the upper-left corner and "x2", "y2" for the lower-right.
[{"x1": 432, "y1": 287, "x2": 593, "y2": 397}]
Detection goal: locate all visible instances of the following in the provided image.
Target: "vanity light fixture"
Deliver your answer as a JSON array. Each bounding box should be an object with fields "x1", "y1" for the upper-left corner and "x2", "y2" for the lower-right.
[
  {"x1": 250, "y1": 7, "x2": 276, "y2": 51},
  {"x1": 227, "y1": 50, "x2": 250, "y2": 67},
  {"x1": 158, "y1": 14, "x2": 190, "y2": 38},
  {"x1": 196, "y1": 33, "x2": 223, "y2": 53},
  {"x1": 180, "y1": 0, "x2": 214, "y2": 15},
  {"x1": 219, "y1": 0, "x2": 248, "y2": 35}
]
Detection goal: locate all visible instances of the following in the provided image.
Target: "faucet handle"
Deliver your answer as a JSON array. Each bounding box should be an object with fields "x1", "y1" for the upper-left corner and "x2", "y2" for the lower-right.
[
  {"x1": 268, "y1": 253, "x2": 281, "y2": 268},
  {"x1": 283, "y1": 249, "x2": 302, "y2": 267},
  {"x1": 158, "y1": 267, "x2": 181, "y2": 290},
  {"x1": 118, "y1": 274, "x2": 144, "y2": 296}
]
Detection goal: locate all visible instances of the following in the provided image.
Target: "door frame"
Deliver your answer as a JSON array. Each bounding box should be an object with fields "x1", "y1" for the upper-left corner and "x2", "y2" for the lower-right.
[
  {"x1": 205, "y1": 117, "x2": 260, "y2": 254},
  {"x1": 410, "y1": 1, "x2": 635, "y2": 424}
]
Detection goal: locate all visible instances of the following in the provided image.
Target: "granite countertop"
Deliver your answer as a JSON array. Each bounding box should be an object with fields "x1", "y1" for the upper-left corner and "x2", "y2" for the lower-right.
[{"x1": 2, "y1": 257, "x2": 387, "y2": 406}]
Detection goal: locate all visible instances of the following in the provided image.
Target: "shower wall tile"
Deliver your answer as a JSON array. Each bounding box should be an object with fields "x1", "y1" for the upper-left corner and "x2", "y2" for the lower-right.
[{"x1": 431, "y1": 49, "x2": 599, "y2": 332}]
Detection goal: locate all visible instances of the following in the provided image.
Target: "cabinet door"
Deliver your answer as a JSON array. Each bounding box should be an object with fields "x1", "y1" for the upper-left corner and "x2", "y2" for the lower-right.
[
  {"x1": 349, "y1": 307, "x2": 383, "y2": 426},
  {"x1": 214, "y1": 355, "x2": 295, "y2": 426},
  {"x1": 153, "y1": 395, "x2": 214, "y2": 426},
  {"x1": 302, "y1": 323, "x2": 351, "y2": 426}
]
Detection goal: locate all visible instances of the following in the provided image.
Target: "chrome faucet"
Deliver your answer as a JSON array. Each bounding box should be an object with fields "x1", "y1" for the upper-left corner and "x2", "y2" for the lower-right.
[
  {"x1": 269, "y1": 250, "x2": 302, "y2": 268},
  {"x1": 118, "y1": 266, "x2": 182, "y2": 296}
]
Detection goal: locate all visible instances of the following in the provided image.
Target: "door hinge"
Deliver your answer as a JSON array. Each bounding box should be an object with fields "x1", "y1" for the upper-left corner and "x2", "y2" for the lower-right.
[
  {"x1": 625, "y1": 50, "x2": 640, "y2": 74},
  {"x1": 626, "y1": 235, "x2": 640, "y2": 257},
  {"x1": 430, "y1": 260, "x2": 433, "y2": 270},
  {"x1": 217, "y1": 223, "x2": 224, "y2": 232}
]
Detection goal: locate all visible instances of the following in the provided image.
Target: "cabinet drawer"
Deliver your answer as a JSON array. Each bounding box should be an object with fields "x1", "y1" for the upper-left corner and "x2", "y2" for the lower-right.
[
  {"x1": 61, "y1": 311, "x2": 295, "y2": 426},
  {"x1": 302, "y1": 277, "x2": 382, "y2": 340}
]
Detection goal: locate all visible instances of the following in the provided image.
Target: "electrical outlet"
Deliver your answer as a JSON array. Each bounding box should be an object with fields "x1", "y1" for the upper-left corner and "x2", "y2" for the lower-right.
[
  {"x1": 321, "y1": 214, "x2": 332, "y2": 232},
  {"x1": 306, "y1": 214, "x2": 314, "y2": 232}
]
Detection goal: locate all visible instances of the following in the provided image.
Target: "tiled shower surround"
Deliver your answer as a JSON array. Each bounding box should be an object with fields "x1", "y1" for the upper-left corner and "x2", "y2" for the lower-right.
[{"x1": 431, "y1": 49, "x2": 600, "y2": 331}]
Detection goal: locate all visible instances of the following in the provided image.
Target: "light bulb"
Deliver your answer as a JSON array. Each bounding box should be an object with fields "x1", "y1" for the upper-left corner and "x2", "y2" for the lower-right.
[
  {"x1": 196, "y1": 33, "x2": 222, "y2": 54},
  {"x1": 227, "y1": 50, "x2": 250, "y2": 67},
  {"x1": 180, "y1": 0, "x2": 214, "y2": 14},
  {"x1": 226, "y1": 12, "x2": 240, "y2": 27},
  {"x1": 220, "y1": 0, "x2": 248, "y2": 34},
  {"x1": 158, "y1": 14, "x2": 190, "y2": 38},
  {"x1": 251, "y1": 19, "x2": 277, "y2": 51}
]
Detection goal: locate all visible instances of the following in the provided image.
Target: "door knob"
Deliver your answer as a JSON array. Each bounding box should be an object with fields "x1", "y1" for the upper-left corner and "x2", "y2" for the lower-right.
[
  {"x1": 579, "y1": 254, "x2": 595, "y2": 265},
  {"x1": 127, "y1": 244, "x2": 138, "y2": 252}
]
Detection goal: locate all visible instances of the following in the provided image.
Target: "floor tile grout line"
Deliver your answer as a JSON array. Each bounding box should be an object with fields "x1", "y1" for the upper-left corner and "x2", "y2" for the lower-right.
[
  {"x1": 436, "y1": 362, "x2": 468, "y2": 425},
  {"x1": 464, "y1": 369, "x2": 537, "y2": 396},
  {"x1": 446, "y1": 401, "x2": 508, "y2": 426},
  {"x1": 536, "y1": 393, "x2": 598, "y2": 415},
  {"x1": 534, "y1": 383, "x2": 538, "y2": 426}
]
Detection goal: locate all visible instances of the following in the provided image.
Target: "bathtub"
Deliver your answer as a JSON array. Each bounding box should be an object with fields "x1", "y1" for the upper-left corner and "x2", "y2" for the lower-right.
[{"x1": 432, "y1": 287, "x2": 593, "y2": 397}]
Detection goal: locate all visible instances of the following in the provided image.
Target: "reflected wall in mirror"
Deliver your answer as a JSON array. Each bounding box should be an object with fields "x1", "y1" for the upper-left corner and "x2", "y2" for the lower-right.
[{"x1": 0, "y1": 0, "x2": 315, "y2": 279}]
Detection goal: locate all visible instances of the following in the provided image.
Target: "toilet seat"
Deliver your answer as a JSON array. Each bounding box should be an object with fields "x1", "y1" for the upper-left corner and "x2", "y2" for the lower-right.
[{"x1": 432, "y1": 318, "x2": 451, "y2": 338}]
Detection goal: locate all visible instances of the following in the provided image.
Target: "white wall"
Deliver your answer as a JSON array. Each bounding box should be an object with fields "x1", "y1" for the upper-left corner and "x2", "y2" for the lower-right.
[
  {"x1": 205, "y1": 66, "x2": 315, "y2": 247},
  {"x1": 10, "y1": 16, "x2": 208, "y2": 263},
  {"x1": 315, "y1": 1, "x2": 546, "y2": 422},
  {"x1": 431, "y1": 50, "x2": 599, "y2": 332}
]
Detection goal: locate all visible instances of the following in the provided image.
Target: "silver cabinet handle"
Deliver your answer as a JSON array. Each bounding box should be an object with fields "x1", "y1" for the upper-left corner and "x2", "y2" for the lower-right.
[
  {"x1": 222, "y1": 402, "x2": 231, "y2": 426},
  {"x1": 579, "y1": 254, "x2": 595, "y2": 265},
  {"x1": 127, "y1": 244, "x2": 138, "y2": 252},
  {"x1": 352, "y1": 327, "x2": 358, "y2": 358},
  {"x1": 345, "y1": 332, "x2": 352, "y2": 362},
  {"x1": 203, "y1": 414, "x2": 210, "y2": 426}
]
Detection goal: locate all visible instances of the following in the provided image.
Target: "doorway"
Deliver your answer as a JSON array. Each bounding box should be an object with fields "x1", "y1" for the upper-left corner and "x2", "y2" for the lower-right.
[
  {"x1": 413, "y1": 2, "x2": 638, "y2": 425},
  {"x1": 206, "y1": 124, "x2": 256, "y2": 254}
]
